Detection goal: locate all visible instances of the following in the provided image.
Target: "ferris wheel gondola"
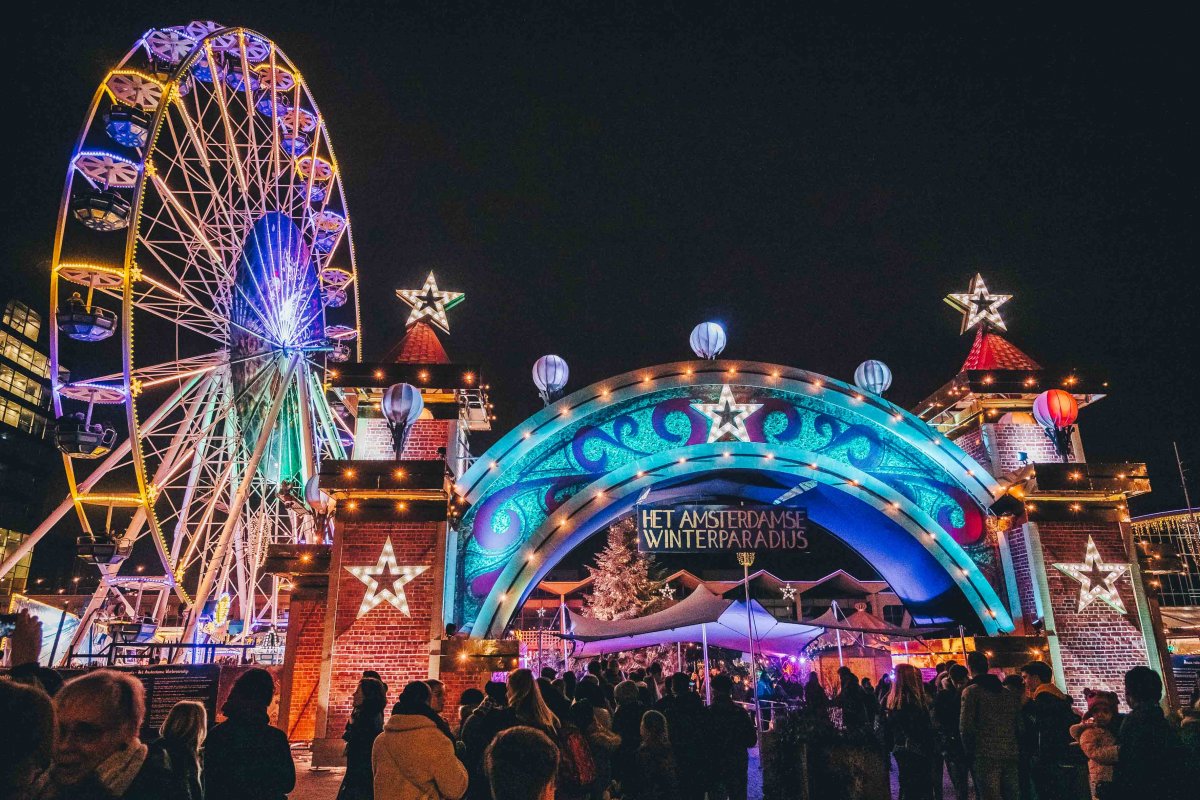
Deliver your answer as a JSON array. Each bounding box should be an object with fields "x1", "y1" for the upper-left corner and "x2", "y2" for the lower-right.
[{"x1": 0, "y1": 22, "x2": 363, "y2": 661}]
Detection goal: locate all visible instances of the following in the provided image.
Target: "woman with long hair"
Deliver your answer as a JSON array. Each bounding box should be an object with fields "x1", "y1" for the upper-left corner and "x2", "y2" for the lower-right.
[
  {"x1": 884, "y1": 664, "x2": 936, "y2": 800},
  {"x1": 625, "y1": 710, "x2": 678, "y2": 800},
  {"x1": 338, "y1": 677, "x2": 387, "y2": 800},
  {"x1": 203, "y1": 668, "x2": 295, "y2": 800},
  {"x1": 506, "y1": 668, "x2": 559, "y2": 736},
  {"x1": 150, "y1": 700, "x2": 207, "y2": 800}
]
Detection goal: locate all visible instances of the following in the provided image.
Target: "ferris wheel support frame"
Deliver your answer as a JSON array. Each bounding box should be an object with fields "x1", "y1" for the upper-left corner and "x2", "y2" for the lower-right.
[
  {"x1": 0, "y1": 374, "x2": 203, "y2": 579},
  {"x1": 175, "y1": 353, "x2": 301, "y2": 659}
]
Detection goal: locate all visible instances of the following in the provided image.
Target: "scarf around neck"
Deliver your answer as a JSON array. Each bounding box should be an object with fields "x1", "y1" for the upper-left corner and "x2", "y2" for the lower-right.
[{"x1": 95, "y1": 741, "x2": 149, "y2": 796}]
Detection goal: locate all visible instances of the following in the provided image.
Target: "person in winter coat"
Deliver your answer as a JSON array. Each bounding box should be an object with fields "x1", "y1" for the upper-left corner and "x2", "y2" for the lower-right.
[
  {"x1": 461, "y1": 681, "x2": 514, "y2": 800},
  {"x1": 884, "y1": 664, "x2": 937, "y2": 800},
  {"x1": 654, "y1": 673, "x2": 709, "y2": 800},
  {"x1": 625, "y1": 710, "x2": 679, "y2": 800},
  {"x1": 572, "y1": 700, "x2": 620, "y2": 800},
  {"x1": 833, "y1": 667, "x2": 870, "y2": 732},
  {"x1": 960, "y1": 652, "x2": 1022, "y2": 800},
  {"x1": 573, "y1": 678, "x2": 613, "y2": 730},
  {"x1": 0, "y1": 680, "x2": 54, "y2": 800},
  {"x1": 372, "y1": 681, "x2": 468, "y2": 800},
  {"x1": 35, "y1": 670, "x2": 182, "y2": 800},
  {"x1": 339, "y1": 677, "x2": 387, "y2": 800},
  {"x1": 1069, "y1": 690, "x2": 1120, "y2": 800},
  {"x1": 610, "y1": 679, "x2": 648, "y2": 787},
  {"x1": 149, "y1": 700, "x2": 206, "y2": 800},
  {"x1": 204, "y1": 668, "x2": 295, "y2": 800},
  {"x1": 1110, "y1": 667, "x2": 1186, "y2": 800},
  {"x1": 931, "y1": 664, "x2": 970, "y2": 800},
  {"x1": 803, "y1": 672, "x2": 829, "y2": 718},
  {"x1": 705, "y1": 673, "x2": 758, "y2": 800},
  {"x1": 1019, "y1": 661, "x2": 1084, "y2": 800}
]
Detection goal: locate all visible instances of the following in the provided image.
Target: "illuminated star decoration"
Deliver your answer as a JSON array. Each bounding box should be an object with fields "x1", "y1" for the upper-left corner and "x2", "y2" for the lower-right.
[
  {"x1": 345, "y1": 537, "x2": 429, "y2": 619},
  {"x1": 660, "y1": 583, "x2": 676, "y2": 600},
  {"x1": 1052, "y1": 536, "x2": 1130, "y2": 613},
  {"x1": 692, "y1": 384, "x2": 762, "y2": 443},
  {"x1": 781, "y1": 584, "x2": 796, "y2": 601},
  {"x1": 395, "y1": 272, "x2": 464, "y2": 334},
  {"x1": 945, "y1": 273, "x2": 1012, "y2": 334}
]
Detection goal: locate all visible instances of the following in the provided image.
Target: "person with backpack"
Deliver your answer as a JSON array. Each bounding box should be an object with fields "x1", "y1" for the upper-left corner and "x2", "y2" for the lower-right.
[
  {"x1": 1019, "y1": 661, "x2": 1084, "y2": 800},
  {"x1": 554, "y1": 699, "x2": 598, "y2": 800},
  {"x1": 572, "y1": 699, "x2": 620, "y2": 800}
]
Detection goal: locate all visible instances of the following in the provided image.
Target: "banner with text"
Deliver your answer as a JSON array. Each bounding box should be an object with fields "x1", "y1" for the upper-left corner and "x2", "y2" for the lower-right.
[{"x1": 637, "y1": 504, "x2": 808, "y2": 553}]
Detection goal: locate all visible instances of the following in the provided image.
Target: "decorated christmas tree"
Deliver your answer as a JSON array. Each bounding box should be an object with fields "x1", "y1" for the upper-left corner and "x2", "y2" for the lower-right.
[{"x1": 583, "y1": 517, "x2": 665, "y2": 620}]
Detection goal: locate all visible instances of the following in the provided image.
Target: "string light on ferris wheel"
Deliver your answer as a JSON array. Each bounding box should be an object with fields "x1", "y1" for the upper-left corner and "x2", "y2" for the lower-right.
[
  {"x1": 395, "y1": 272, "x2": 464, "y2": 333},
  {"x1": 944, "y1": 273, "x2": 1012, "y2": 334}
]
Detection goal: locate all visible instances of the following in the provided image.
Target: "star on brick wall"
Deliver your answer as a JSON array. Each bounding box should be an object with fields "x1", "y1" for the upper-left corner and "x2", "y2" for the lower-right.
[
  {"x1": 345, "y1": 537, "x2": 429, "y2": 618},
  {"x1": 1052, "y1": 536, "x2": 1130, "y2": 613}
]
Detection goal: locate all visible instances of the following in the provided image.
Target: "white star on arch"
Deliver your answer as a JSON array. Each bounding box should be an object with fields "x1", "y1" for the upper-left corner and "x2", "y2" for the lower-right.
[
  {"x1": 345, "y1": 537, "x2": 429, "y2": 619},
  {"x1": 781, "y1": 584, "x2": 797, "y2": 601},
  {"x1": 1052, "y1": 536, "x2": 1130, "y2": 613},
  {"x1": 945, "y1": 273, "x2": 1012, "y2": 334},
  {"x1": 692, "y1": 384, "x2": 762, "y2": 443},
  {"x1": 396, "y1": 272, "x2": 464, "y2": 334}
]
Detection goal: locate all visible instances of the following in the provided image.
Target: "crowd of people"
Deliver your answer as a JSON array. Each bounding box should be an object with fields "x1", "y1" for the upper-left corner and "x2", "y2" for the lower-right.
[
  {"x1": 850, "y1": 653, "x2": 1198, "y2": 800},
  {"x1": 339, "y1": 659, "x2": 758, "y2": 800},
  {"x1": 4, "y1": 627, "x2": 1199, "y2": 800}
]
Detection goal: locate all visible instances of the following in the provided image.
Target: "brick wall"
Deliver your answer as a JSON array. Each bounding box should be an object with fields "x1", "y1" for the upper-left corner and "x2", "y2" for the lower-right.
[
  {"x1": 281, "y1": 594, "x2": 326, "y2": 740},
  {"x1": 353, "y1": 417, "x2": 452, "y2": 461},
  {"x1": 986, "y1": 423, "x2": 1075, "y2": 473},
  {"x1": 324, "y1": 520, "x2": 443, "y2": 736},
  {"x1": 956, "y1": 429, "x2": 994, "y2": 475},
  {"x1": 1032, "y1": 520, "x2": 1150, "y2": 707}
]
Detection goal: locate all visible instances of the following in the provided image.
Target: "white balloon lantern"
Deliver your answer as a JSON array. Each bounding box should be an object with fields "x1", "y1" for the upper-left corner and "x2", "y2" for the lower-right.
[
  {"x1": 381, "y1": 383, "x2": 424, "y2": 457},
  {"x1": 303, "y1": 474, "x2": 335, "y2": 543},
  {"x1": 533, "y1": 355, "x2": 570, "y2": 405},
  {"x1": 853, "y1": 360, "x2": 893, "y2": 396},
  {"x1": 689, "y1": 322, "x2": 727, "y2": 360}
]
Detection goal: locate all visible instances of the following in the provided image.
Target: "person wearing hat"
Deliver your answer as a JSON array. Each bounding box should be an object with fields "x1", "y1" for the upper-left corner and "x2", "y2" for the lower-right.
[{"x1": 1069, "y1": 689, "x2": 1120, "y2": 800}]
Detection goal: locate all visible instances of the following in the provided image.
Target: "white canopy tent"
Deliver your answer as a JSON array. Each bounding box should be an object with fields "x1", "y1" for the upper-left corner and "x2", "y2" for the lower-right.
[{"x1": 561, "y1": 585, "x2": 823, "y2": 657}]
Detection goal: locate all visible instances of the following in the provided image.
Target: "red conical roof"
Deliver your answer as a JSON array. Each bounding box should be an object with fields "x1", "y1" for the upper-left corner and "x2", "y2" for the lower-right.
[
  {"x1": 384, "y1": 320, "x2": 450, "y2": 364},
  {"x1": 961, "y1": 326, "x2": 1041, "y2": 372}
]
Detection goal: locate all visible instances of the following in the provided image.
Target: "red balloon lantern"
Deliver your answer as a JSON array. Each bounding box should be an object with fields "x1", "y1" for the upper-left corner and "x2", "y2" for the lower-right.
[{"x1": 1032, "y1": 389, "x2": 1079, "y2": 429}]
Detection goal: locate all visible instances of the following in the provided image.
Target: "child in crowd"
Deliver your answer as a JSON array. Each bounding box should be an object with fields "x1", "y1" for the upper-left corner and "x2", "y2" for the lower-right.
[{"x1": 1070, "y1": 689, "x2": 1120, "y2": 800}]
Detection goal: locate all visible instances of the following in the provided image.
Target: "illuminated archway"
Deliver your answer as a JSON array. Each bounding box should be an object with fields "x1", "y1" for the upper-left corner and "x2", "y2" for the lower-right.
[{"x1": 455, "y1": 361, "x2": 1014, "y2": 638}]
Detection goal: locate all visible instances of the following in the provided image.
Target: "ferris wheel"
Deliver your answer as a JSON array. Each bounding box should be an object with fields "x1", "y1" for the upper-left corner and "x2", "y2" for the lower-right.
[{"x1": 9, "y1": 22, "x2": 361, "y2": 656}]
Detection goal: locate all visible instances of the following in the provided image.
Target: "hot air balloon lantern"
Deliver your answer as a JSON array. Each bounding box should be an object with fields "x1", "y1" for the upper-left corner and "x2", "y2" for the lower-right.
[
  {"x1": 1032, "y1": 389, "x2": 1079, "y2": 462},
  {"x1": 533, "y1": 355, "x2": 569, "y2": 405},
  {"x1": 853, "y1": 360, "x2": 893, "y2": 396},
  {"x1": 304, "y1": 474, "x2": 336, "y2": 543},
  {"x1": 689, "y1": 322, "x2": 727, "y2": 360},
  {"x1": 381, "y1": 383, "x2": 425, "y2": 457}
]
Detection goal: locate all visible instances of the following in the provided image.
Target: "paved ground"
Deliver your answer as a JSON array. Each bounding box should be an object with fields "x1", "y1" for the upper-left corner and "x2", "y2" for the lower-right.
[
  {"x1": 290, "y1": 745, "x2": 954, "y2": 799},
  {"x1": 289, "y1": 747, "x2": 767, "y2": 800}
]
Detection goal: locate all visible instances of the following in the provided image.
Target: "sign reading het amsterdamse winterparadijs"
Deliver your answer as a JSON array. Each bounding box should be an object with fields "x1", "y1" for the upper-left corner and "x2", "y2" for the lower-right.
[{"x1": 637, "y1": 504, "x2": 808, "y2": 553}]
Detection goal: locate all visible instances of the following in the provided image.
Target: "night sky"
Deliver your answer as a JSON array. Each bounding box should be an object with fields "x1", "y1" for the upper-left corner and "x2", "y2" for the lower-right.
[{"x1": 7, "y1": 4, "x2": 1197, "y2": 583}]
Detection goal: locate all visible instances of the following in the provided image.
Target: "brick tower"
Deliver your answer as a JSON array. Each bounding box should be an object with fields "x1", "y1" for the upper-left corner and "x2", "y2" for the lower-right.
[
  {"x1": 276, "y1": 275, "x2": 510, "y2": 760},
  {"x1": 921, "y1": 275, "x2": 1168, "y2": 703}
]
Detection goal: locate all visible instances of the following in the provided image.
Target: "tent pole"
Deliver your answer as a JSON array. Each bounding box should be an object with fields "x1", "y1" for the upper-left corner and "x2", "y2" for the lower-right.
[
  {"x1": 958, "y1": 624, "x2": 968, "y2": 663},
  {"x1": 737, "y1": 552, "x2": 763, "y2": 736},
  {"x1": 676, "y1": 640, "x2": 683, "y2": 675},
  {"x1": 833, "y1": 600, "x2": 844, "y2": 666},
  {"x1": 701, "y1": 622, "x2": 711, "y2": 706},
  {"x1": 560, "y1": 593, "x2": 568, "y2": 669}
]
